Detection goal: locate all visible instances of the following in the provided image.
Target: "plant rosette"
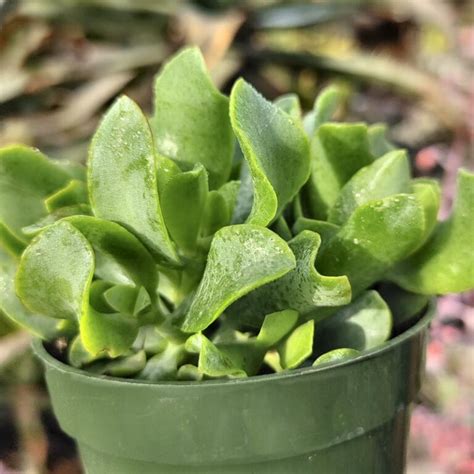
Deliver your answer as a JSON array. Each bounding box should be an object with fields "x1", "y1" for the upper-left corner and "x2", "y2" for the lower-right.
[{"x1": 1, "y1": 47, "x2": 472, "y2": 473}]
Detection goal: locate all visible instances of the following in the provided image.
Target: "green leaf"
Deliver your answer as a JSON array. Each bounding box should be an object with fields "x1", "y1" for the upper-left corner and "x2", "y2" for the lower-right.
[
  {"x1": 180, "y1": 225, "x2": 296, "y2": 332},
  {"x1": 229, "y1": 231, "x2": 350, "y2": 326},
  {"x1": 22, "y1": 204, "x2": 92, "y2": 238},
  {"x1": 328, "y1": 149, "x2": 411, "y2": 225},
  {"x1": 230, "y1": 79, "x2": 310, "y2": 226},
  {"x1": 292, "y1": 217, "x2": 339, "y2": 243},
  {"x1": 314, "y1": 291, "x2": 392, "y2": 355},
  {"x1": 317, "y1": 194, "x2": 425, "y2": 297},
  {"x1": 368, "y1": 124, "x2": 395, "y2": 157},
  {"x1": 312, "y1": 85, "x2": 345, "y2": 131},
  {"x1": 410, "y1": 178, "x2": 441, "y2": 247},
  {"x1": 392, "y1": 170, "x2": 474, "y2": 294},
  {"x1": 303, "y1": 123, "x2": 374, "y2": 219},
  {"x1": 69, "y1": 335, "x2": 100, "y2": 368},
  {"x1": 177, "y1": 364, "x2": 203, "y2": 381},
  {"x1": 89, "y1": 280, "x2": 114, "y2": 313},
  {"x1": 0, "y1": 145, "x2": 69, "y2": 241},
  {"x1": 65, "y1": 216, "x2": 159, "y2": 306},
  {"x1": 378, "y1": 282, "x2": 429, "y2": 333},
  {"x1": 16, "y1": 221, "x2": 94, "y2": 321},
  {"x1": 217, "y1": 180, "x2": 240, "y2": 217},
  {"x1": 104, "y1": 285, "x2": 139, "y2": 315},
  {"x1": 272, "y1": 216, "x2": 292, "y2": 241},
  {"x1": 139, "y1": 342, "x2": 185, "y2": 381},
  {"x1": 0, "y1": 260, "x2": 65, "y2": 339},
  {"x1": 313, "y1": 348, "x2": 360, "y2": 366},
  {"x1": 0, "y1": 223, "x2": 26, "y2": 257},
  {"x1": 231, "y1": 161, "x2": 253, "y2": 224},
  {"x1": 88, "y1": 95, "x2": 178, "y2": 265},
  {"x1": 198, "y1": 335, "x2": 247, "y2": 378},
  {"x1": 274, "y1": 93, "x2": 302, "y2": 121},
  {"x1": 79, "y1": 306, "x2": 138, "y2": 358},
  {"x1": 45, "y1": 179, "x2": 88, "y2": 212},
  {"x1": 200, "y1": 190, "x2": 229, "y2": 238},
  {"x1": 92, "y1": 350, "x2": 147, "y2": 377},
  {"x1": 161, "y1": 164, "x2": 208, "y2": 254},
  {"x1": 278, "y1": 320, "x2": 314, "y2": 369},
  {"x1": 152, "y1": 47, "x2": 233, "y2": 189},
  {"x1": 256, "y1": 309, "x2": 298, "y2": 347}
]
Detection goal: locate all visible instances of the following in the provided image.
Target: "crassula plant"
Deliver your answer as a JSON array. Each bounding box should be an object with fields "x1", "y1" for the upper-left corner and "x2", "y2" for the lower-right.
[{"x1": 0, "y1": 47, "x2": 472, "y2": 381}]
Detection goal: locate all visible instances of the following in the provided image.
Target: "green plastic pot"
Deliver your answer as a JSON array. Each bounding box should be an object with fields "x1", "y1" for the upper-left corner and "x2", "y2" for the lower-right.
[{"x1": 33, "y1": 302, "x2": 434, "y2": 474}]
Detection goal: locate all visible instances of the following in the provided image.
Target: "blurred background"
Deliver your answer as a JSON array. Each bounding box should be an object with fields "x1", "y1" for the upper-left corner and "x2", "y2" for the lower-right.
[{"x1": 0, "y1": 0, "x2": 472, "y2": 472}]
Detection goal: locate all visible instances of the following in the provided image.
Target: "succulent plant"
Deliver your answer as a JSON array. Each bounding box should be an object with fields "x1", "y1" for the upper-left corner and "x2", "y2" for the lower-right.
[{"x1": 0, "y1": 47, "x2": 472, "y2": 381}]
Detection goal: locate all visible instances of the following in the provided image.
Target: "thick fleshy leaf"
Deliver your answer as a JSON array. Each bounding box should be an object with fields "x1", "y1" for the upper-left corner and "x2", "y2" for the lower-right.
[
  {"x1": 139, "y1": 342, "x2": 185, "y2": 381},
  {"x1": 368, "y1": 124, "x2": 395, "y2": 157},
  {"x1": 177, "y1": 364, "x2": 203, "y2": 381},
  {"x1": 229, "y1": 231, "x2": 350, "y2": 327},
  {"x1": 45, "y1": 179, "x2": 88, "y2": 212},
  {"x1": 410, "y1": 178, "x2": 441, "y2": 247},
  {"x1": 256, "y1": 309, "x2": 298, "y2": 347},
  {"x1": 303, "y1": 123, "x2": 374, "y2": 219},
  {"x1": 88, "y1": 96, "x2": 178, "y2": 264},
  {"x1": 0, "y1": 223, "x2": 25, "y2": 257},
  {"x1": 312, "y1": 84, "x2": 344, "y2": 131},
  {"x1": 313, "y1": 348, "x2": 360, "y2": 366},
  {"x1": 378, "y1": 282, "x2": 429, "y2": 334},
  {"x1": 161, "y1": 164, "x2": 208, "y2": 254},
  {"x1": 180, "y1": 225, "x2": 296, "y2": 332},
  {"x1": 79, "y1": 305, "x2": 138, "y2": 358},
  {"x1": 198, "y1": 335, "x2": 247, "y2": 378},
  {"x1": 69, "y1": 335, "x2": 100, "y2": 368},
  {"x1": 0, "y1": 260, "x2": 65, "y2": 339},
  {"x1": 104, "y1": 285, "x2": 139, "y2": 315},
  {"x1": 22, "y1": 204, "x2": 92, "y2": 237},
  {"x1": 230, "y1": 79, "x2": 310, "y2": 226},
  {"x1": 90, "y1": 351, "x2": 147, "y2": 377},
  {"x1": 200, "y1": 191, "x2": 229, "y2": 238},
  {"x1": 317, "y1": 194, "x2": 425, "y2": 297},
  {"x1": 392, "y1": 170, "x2": 474, "y2": 294},
  {"x1": 314, "y1": 291, "x2": 392, "y2": 355},
  {"x1": 328, "y1": 149, "x2": 410, "y2": 225},
  {"x1": 292, "y1": 217, "x2": 339, "y2": 243},
  {"x1": 0, "y1": 145, "x2": 69, "y2": 241},
  {"x1": 231, "y1": 161, "x2": 253, "y2": 224},
  {"x1": 152, "y1": 47, "x2": 233, "y2": 189},
  {"x1": 65, "y1": 216, "x2": 159, "y2": 305},
  {"x1": 272, "y1": 216, "x2": 292, "y2": 241},
  {"x1": 274, "y1": 93, "x2": 302, "y2": 121},
  {"x1": 217, "y1": 180, "x2": 240, "y2": 217},
  {"x1": 278, "y1": 320, "x2": 314, "y2": 369},
  {"x1": 16, "y1": 221, "x2": 94, "y2": 321},
  {"x1": 89, "y1": 280, "x2": 114, "y2": 313}
]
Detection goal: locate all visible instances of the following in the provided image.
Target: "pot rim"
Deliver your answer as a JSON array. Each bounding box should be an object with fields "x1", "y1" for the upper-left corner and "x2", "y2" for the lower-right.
[{"x1": 32, "y1": 299, "x2": 435, "y2": 389}]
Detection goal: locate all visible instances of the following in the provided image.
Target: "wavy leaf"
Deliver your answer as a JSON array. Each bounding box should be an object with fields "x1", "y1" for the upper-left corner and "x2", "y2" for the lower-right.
[
  {"x1": 392, "y1": 170, "x2": 474, "y2": 294},
  {"x1": 88, "y1": 96, "x2": 178, "y2": 264},
  {"x1": 152, "y1": 47, "x2": 233, "y2": 189},
  {"x1": 313, "y1": 348, "x2": 360, "y2": 366},
  {"x1": 278, "y1": 320, "x2": 314, "y2": 369},
  {"x1": 45, "y1": 179, "x2": 88, "y2": 212},
  {"x1": 161, "y1": 164, "x2": 208, "y2": 254},
  {"x1": 230, "y1": 79, "x2": 310, "y2": 226},
  {"x1": 314, "y1": 291, "x2": 392, "y2": 355},
  {"x1": 229, "y1": 230, "x2": 350, "y2": 327},
  {"x1": 317, "y1": 194, "x2": 425, "y2": 297},
  {"x1": 65, "y1": 216, "x2": 159, "y2": 306},
  {"x1": 16, "y1": 221, "x2": 94, "y2": 321},
  {"x1": 328, "y1": 149, "x2": 410, "y2": 225},
  {"x1": 0, "y1": 145, "x2": 69, "y2": 242},
  {"x1": 180, "y1": 225, "x2": 295, "y2": 332},
  {"x1": 303, "y1": 123, "x2": 374, "y2": 219}
]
